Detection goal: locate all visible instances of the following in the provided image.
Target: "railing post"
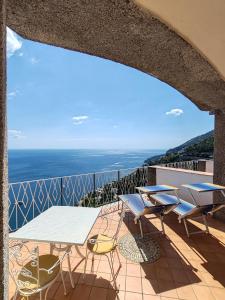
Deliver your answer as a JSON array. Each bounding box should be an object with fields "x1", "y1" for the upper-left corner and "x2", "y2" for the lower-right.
[
  {"x1": 93, "y1": 173, "x2": 96, "y2": 207},
  {"x1": 117, "y1": 170, "x2": 120, "y2": 210},
  {"x1": 60, "y1": 177, "x2": 63, "y2": 206}
]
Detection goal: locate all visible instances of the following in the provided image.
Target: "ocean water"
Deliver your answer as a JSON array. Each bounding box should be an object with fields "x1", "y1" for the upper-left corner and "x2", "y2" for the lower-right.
[
  {"x1": 8, "y1": 149, "x2": 164, "y2": 183},
  {"x1": 8, "y1": 149, "x2": 165, "y2": 231}
]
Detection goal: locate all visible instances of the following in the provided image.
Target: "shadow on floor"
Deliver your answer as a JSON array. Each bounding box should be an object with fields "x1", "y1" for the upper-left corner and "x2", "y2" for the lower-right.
[
  {"x1": 10, "y1": 268, "x2": 118, "y2": 300},
  {"x1": 122, "y1": 211, "x2": 201, "y2": 294},
  {"x1": 162, "y1": 212, "x2": 225, "y2": 288}
]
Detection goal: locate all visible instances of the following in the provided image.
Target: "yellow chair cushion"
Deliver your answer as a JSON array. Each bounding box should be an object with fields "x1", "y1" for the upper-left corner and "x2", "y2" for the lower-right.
[
  {"x1": 87, "y1": 234, "x2": 116, "y2": 254},
  {"x1": 18, "y1": 254, "x2": 60, "y2": 294}
]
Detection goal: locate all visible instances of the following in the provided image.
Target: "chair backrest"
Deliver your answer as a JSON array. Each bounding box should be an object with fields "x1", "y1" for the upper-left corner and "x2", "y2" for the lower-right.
[
  {"x1": 9, "y1": 241, "x2": 40, "y2": 294},
  {"x1": 100, "y1": 207, "x2": 125, "y2": 242}
]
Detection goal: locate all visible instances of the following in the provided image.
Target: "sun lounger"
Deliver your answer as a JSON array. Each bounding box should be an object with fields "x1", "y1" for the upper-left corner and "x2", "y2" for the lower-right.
[
  {"x1": 150, "y1": 193, "x2": 225, "y2": 237},
  {"x1": 118, "y1": 193, "x2": 177, "y2": 237}
]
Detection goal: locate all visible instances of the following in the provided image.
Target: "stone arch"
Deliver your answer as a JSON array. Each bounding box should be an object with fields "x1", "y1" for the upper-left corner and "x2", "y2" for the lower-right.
[{"x1": 6, "y1": 0, "x2": 225, "y2": 111}]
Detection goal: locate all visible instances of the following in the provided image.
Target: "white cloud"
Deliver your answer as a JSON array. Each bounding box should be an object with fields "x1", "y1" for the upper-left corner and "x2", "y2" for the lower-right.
[
  {"x1": 8, "y1": 91, "x2": 16, "y2": 97},
  {"x1": 30, "y1": 57, "x2": 39, "y2": 64},
  {"x1": 8, "y1": 89, "x2": 19, "y2": 98},
  {"x1": 7, "y1": 27, "x2": 22, "y2": 58},
  {"x1": 72, "y1": 115, "x2": 89, "y2": 125},
  {"x1": 8, "y1": 129, "x2": 26, "y2": 139},
  {"x1": 18, "y1": 52, "x2": 24, "y2": 57},
  {"x1": 166, "y1": 108, "x2": 184, "y2": 116},
  {"x1": 113, "y1": 125, "x2": 119, "y2": 129}
]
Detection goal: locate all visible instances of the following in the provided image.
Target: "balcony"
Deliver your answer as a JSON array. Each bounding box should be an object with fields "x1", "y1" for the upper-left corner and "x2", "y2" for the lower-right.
[
  {"x1": 8, "y1": 203, "x2": 225, "y2": 300},
  {"x1": 8, "y1": 164, "x2": 225, "y2": 300}
]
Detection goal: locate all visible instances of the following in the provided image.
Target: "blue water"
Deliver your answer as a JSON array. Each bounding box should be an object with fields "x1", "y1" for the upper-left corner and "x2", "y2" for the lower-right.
[
  {"x1": 8, "y1": 149, "x2": 165, "y2": 231},
  {"x1": 8, "y1": 149, "x2": 164, "y2": 183}
]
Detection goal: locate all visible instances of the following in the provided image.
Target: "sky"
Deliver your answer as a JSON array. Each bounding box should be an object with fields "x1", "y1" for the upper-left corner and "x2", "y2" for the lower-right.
[{"x1": 7, "y1": 28, "x2": 214, "y2": 150}]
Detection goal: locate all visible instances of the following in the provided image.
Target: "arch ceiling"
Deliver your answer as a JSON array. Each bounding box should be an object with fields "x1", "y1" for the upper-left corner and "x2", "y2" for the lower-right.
[{"x1": 6, "y1": 0, "x2": 225, "y2": 111}]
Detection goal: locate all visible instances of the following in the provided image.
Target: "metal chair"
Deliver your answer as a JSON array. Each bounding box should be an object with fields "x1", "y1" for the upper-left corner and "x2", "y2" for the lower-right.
[
  {"x1": 151, "y1": 193, "x2": 225, "y2": 237},
  {"x1": 9, "y1": 241, "x2": 69, "y2": 300},
  {"x1": 83, "y1": 208, "x2": 125, "y2": 289},
  {"x1": 119, "y1": 193, "x2": 178, "y2": 237}
]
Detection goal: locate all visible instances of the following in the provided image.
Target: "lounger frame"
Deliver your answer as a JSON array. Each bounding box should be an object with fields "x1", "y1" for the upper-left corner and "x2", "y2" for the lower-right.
[
  {"x1": 119, "y1": 194, "x2": 177, "y2": 238},
  {"x1": 151, "y1": 193, "x2": 225, "y2": 238}
]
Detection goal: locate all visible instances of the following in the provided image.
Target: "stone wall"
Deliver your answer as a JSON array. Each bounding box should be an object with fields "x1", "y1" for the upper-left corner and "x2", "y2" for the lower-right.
[{"x1": 0, "y1": 1, "x2": 8, "y2": 298}]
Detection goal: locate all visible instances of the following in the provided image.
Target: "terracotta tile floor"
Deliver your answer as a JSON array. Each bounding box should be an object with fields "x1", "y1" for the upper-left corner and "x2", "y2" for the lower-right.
[{"x1": 8, "y1": 205, "x2": 225, "y2": 300}]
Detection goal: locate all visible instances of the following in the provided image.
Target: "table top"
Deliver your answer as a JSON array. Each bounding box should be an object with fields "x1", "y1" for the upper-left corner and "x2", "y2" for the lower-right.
[
  {"x1": 136, "y1": 184, "x2": 179, "y2": 193},
  {"x1": 9, "y1": 206, "x2": 101, "y2": 245},
  {"x1": 182, "y1": 182, "x2": 225, "y2": 193}
]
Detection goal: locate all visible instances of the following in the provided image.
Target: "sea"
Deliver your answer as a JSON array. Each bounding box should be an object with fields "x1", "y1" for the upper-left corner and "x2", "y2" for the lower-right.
[
  {"x1": 8, "y1": 149, "x2": 164, "y2": 231},
  {"x1": 8, "y1": 149, "x2": 164, "y2": 183}
]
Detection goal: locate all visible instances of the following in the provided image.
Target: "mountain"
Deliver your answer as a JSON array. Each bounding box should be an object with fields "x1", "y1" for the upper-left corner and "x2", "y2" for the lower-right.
[{"x1": 144, "y1": 130, "x2": 214, "y2": 166}]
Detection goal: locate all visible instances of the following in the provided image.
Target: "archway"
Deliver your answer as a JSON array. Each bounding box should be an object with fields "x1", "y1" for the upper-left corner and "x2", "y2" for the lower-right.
[{"x1": 1, "y1": 1, "x2": 225, "y2": 298}]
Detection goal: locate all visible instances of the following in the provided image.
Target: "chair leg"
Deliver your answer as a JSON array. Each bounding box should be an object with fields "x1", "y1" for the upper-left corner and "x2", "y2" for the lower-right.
[
  {"x1": 83, "y1": 248, "x2": 91, "y2": 278},
  {"x1": 44, "y1": 286, "x2": 51, "y2": 300},
  {"x1": 115, "y1": 246, "x2": 122, "y2": 268},
  {"x1": 106, "y1": 253, "x2": 117, "y2": 290},
  {"x1": 160, "y1": 214, "x2": 165, "y2": 234},
  {"x1": 67, "y1": 253, "x2": 75, "y2": 288},
  {"x1": 91, "y1": 253, "x2": 95, "y2": 273},
  {"x1": 202, "y1": 215, "x2": 209, "y2": 234},
  {"x1": 40, "y1": 291, "x2": 42, "y2": 300},
  {"x1": 113, "y1": 248, "x2": 122, "y2": 278},
  {"x1": 60, "y1": 266, "x2": 67, "y2": 296},
  {"x1": 13, "y1": 288, "x2": 18, "y2": 300},
  {"x1": 183, "y1": 219, "x2": 190, "y2": 238}
]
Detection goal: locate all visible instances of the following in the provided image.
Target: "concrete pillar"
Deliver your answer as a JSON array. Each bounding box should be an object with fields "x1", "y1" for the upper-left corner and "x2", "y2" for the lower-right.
[
  {"x1": 0, "y1": 0, "x2": 8, "y2": 299},
  {"x1": 197, "y1": 160, "x2": 207, "y2": 172},
  {"x1": 213, "y1": 110, "x2": 225, "y2": 221},
  {"x1": 147, "y1": 167, "x2": 156, "y2": 185}
]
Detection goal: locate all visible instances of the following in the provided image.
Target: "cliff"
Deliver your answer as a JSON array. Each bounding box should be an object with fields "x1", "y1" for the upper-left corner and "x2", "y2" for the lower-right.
[{"x1": 144, "y1": 130, "x2": 214, "y2": 166}]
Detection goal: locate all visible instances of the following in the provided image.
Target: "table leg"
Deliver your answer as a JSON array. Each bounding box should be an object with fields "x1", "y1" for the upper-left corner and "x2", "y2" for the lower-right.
[
  {"x1": 50, "y1": 243, "x2": 54, "y2": 254},
  {"x1": 67, "y1": 252, "x2": 75, "y2": 288}
]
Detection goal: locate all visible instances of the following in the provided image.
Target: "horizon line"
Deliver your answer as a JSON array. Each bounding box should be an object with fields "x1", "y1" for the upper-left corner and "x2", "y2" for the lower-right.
[{"x1": 8, "y1": 148, "x2": 166, "y2": 151}]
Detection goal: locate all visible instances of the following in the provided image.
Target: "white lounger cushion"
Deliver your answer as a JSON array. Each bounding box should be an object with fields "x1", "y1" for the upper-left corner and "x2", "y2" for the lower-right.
[
  {"x1": 151, "y1": 194, "x2": 179, "y2": 206},
  {"x1": 151, "y1": 193, "x2": 225, "y2": 219},
  {"x1": 119, "y1": 193, "x2": 153, "y2": 216},
  {"x1": 119, "y1": 193, "x2": 177, "y2": 218}
]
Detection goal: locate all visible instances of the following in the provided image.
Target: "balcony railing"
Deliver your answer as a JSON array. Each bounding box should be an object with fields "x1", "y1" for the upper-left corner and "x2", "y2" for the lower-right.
[
  {"x1": 8, "y1": 159, "x2": 210, "y2": 232},
  {"x1": 161, "y1": 160, "x2": 203, "y2": 171},
  {"x1": 9, "y1": 167, "x2": 149, "y2": 232}
]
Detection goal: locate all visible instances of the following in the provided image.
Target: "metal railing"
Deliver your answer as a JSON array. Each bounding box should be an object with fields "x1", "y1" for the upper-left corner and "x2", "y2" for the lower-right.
[
  {"x1": 162, "y1": 160, "x2": 200, "y2": 171},
  {"x1": 9, "y1": 167, "x2": 149, "y2": 232}
]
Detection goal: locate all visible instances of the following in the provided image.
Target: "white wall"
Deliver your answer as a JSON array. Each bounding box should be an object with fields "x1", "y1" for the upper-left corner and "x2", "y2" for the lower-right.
[
  {"x1": 154, "y1": 166, "x2": 213, "y2": 205},
  {"x1": 206, "y1": 160, "x2": 214, "y2": 173}
]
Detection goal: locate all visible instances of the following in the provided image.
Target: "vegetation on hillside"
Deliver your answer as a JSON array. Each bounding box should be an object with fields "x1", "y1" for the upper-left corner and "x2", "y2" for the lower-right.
[{"x1": 144, "y1": 130, "x2": 214, "y2": 166}]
